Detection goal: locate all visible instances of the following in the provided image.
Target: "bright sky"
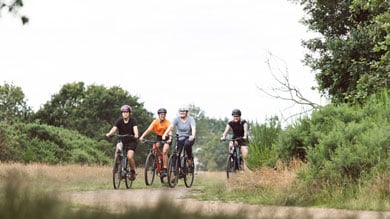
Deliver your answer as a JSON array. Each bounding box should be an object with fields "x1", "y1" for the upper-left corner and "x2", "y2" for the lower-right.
[{"x1": 1, "y1": 0, "x2": 324, "y2": 123}]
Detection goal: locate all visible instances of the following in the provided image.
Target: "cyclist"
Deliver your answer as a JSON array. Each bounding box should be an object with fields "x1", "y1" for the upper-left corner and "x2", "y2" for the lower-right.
[
  {"x1": 162, "y1": 105, "x2": 196, "y2": 173},
  {"x1": 106, "y1": 104, "x2": 139, "y2": 180},
  {"x1": 139, "y1": 108, "x2": 172, "y2": 177},
  {"x1": 221, "y1": 109, "x2": 249, "y2": 170}
]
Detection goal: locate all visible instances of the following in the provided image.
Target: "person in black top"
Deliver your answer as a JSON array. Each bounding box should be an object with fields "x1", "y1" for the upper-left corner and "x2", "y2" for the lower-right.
[
  {"x1": 106, "y1": 105, "x2": 139, "y2": 180},
  {"x1": 221, "y1": 109, "x2": 249, "y2": 170}
]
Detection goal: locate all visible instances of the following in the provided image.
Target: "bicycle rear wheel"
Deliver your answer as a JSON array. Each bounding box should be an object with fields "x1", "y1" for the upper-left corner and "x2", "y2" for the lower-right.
[
  {"x1": 167, "y1": 154, "x2": 179, "y2": 188},
  {"x1": 184, "y1": 157, "x2": 194, "y2": 188},
  {"x1": 113, "y1": 156, "x2": 122, "y2": 189},
  {"x1": 226, "y1": 155, "x2": 235, "y2": 179},
  {"x1": 144, "y1": 152, "x2": 156, "y2": 186}
]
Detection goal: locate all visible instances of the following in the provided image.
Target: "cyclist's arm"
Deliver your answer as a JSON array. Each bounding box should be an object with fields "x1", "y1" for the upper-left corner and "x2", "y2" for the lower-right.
[
  {"x1": 106, "y1": 126, "x2": 118, "y2": 137},
  {"x1": 221, "y1": 124, "x2": 230, "y2": 140},
  {"x1": 162, "y1": 124, "x2": 174, "y2": 140},
  {"x1": 243, "y1": 122, "x2": 249, "y2": 140},
  {"x1": 139, "y1": 128, "x2": 151, "y2": 142},
  {"x1": 133, "y1": 125, "x2": 139, "y2": 139}
]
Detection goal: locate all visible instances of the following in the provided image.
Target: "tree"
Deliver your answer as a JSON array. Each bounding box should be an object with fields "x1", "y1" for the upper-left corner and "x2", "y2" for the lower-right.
[
  {"x1": 0, "y1": 0, "x2": 28, "y2": 24},
  {"x1": 293, "y1": 0, "x2": 390, "y2": 104},
  {"x1": 0, "y1": 82, "x2": 32, "y2": 123},
  {"x1": 33, "y1": 82, "x2": 153, "y2": 141}
]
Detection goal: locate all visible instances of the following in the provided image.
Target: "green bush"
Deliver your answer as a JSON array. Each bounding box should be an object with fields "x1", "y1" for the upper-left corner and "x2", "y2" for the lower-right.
[{"x1": 0, "y1": 121, "x2": 111, "y2": 164}]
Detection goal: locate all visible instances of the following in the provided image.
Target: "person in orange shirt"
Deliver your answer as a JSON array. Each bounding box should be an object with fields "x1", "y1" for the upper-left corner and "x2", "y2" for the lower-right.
[{"x1": 139, "y1": 108, "x2": 172, "y2": 177}]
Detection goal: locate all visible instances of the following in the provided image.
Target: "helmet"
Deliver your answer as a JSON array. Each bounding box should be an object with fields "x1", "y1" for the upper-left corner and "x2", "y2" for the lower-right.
[
  {"x1": 157, "y1": 108, "x2": 167, "y2": 114},
  {"x1": 231, "y1": 109, "x2": 241, "y2": 116},
  {"x1": 178, "y1": 105, "x2": 189, "y2": 112},
  {"x1": 120, "y1": 105, "x2": 132, "y2": 112}
]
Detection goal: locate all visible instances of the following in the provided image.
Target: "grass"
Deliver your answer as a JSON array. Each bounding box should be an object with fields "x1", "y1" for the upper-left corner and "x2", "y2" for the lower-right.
[{"x1": 0, "y1": 162, "x2": 388, "y2": 219}]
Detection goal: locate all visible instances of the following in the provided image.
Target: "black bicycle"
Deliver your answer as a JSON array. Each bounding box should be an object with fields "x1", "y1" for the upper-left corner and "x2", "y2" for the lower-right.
[
  {"x1": 110, "y1": 134, "x2": 135, "y2": 189},
  {"x1": 224, "y1": 137, "x2": 244, "y2": 179},
  {"x1": 167, "y1": 135, "x2": 194, "y2": 188},
  {"x1": 142, "y1": 139, "x2": 168, "y2": 185}
]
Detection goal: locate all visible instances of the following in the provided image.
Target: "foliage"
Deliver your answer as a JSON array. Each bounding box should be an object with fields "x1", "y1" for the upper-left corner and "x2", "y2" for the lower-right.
[
  {"x1": 293, "y1": 0, "x2": 390, "y2": 104},
  {"x1": 247, "y1": 116, "x2": 281, "y2": 168},
  {"x1": 0, "y1": 121, "x2": 110, "y2": 164},
  {"x1": 32, "y1": 82, "x2": 154, "y2": 160},
  {"x1": 0, "y1": 82, "x2": 32, "y2": 124},
  {"x1": 0, "y1": 0, "x2": 28, "y2": 24},
  {"x1": 276, "y1": 90, "x2": 390, "y2": 190},
  {"x1": 188, "y1": 105, "x2": 227, "y2": 171}
]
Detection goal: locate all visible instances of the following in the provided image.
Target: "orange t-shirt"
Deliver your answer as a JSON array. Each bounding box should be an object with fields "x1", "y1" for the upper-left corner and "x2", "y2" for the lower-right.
[{"x1": 147, "y1": 118, "x2": 171, "y2": 136}]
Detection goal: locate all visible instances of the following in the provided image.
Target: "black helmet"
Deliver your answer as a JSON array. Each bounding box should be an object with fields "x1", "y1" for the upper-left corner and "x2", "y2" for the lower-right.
[
  {"x1": 120, "y1": 105, "x2": 132, "y2": 112},
  {"x1": 231, "y1": 109, "x2": 241, "y2": 116},
  {"x1": 157, "y1": 108, "x2": 167, "y2": 114}
]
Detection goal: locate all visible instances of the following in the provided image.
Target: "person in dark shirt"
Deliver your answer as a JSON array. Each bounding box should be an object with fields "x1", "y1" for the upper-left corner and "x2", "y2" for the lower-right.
[
  {"x1": 106, "y1": 104, "x2": 139, "y2": 180},
  {"x1": 221, "y1": 109, "x2": 249, "y2": 170}
]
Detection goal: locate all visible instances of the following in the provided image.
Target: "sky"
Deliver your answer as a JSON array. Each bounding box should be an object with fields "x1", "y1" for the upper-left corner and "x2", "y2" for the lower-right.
[{"x1": 0, "y1": 0, "x2": 324, "y2": 124}]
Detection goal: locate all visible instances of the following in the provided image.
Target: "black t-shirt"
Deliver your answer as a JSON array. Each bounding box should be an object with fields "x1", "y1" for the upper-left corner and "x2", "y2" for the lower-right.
[
  {"x1": 228, "y1": 119, "x2": 247, "y2": 139},
  {"x1": 114, "y1": 117, "x2": 138, "y2": 144}
]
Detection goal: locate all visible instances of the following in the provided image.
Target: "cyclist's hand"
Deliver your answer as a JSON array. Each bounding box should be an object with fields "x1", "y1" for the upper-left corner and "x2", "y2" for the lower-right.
[
  {"x1": 106, "y1": 133, "x2": 112, "y2": 137},
  {"x1": 220, "y1": 137, "x2": 225, "y2": 141},
  {"x1": 139, "y1": 137, "x2": 144, "y2": 142}
]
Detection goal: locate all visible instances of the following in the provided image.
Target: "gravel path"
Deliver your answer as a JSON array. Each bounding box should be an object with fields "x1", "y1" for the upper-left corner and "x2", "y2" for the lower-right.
[{"x1": 63, "y1": 187, "x2": 389, "y2": 219}]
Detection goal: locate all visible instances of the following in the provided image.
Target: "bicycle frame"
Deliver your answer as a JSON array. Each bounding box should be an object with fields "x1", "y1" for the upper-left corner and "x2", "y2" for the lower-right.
[
  {"x1": 143, "y1": 139, "x2": 167, "y2": 185},
  {"x1": 110, "y1": 134, "x2": 134, "y2": 189},
  {"x1": 167, "y1": 134, "x2": 194, "y2": 188},
  {"x1": 225, "y1": 137, "x2": 243, "y2": 179}
]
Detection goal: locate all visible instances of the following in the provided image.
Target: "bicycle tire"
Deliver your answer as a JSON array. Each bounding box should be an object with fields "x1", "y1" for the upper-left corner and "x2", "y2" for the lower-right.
[
  {"x1": 144, "y1": 152, "x2": 156, "y2": 186},
  {"x1": 167, "y1": 154, "x2": 179, "y2": 188},
  {"x1": 113, "y1": 156, "x2": 122, "y2": 189},
  {"x1": 183, "y1": 157, "x2": 194, "y2": 188},
  {"x1": 226, "y1": 155, "x2": 235, "y2": 179}
]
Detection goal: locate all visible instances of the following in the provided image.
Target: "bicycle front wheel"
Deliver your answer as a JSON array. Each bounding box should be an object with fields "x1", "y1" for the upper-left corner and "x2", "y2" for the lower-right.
[
  {"x1": 124, "y1": 158, "x2": 133, "y2": 189},
  {"x1": 226, "y1": 155, "x2": 236, "y2": 179},
  {"x1": 144, "y1": 152, "x2": 156, "y2": 186},
  {"x1": 167, "y1": 154, "x2": 179, "y2": 188},
  {"x1": 113, "y1": 156, "x2": 122, "y2": 189},
  {"x1": 184, "y1": 157, "x2": 194, "y2": 188}
]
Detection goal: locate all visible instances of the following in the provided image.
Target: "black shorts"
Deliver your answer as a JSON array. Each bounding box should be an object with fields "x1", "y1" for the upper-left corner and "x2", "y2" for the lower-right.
[
  {"x1": 156, "y1": 135, "x2": 172, "y2": 146},
  {"x1": 124, "y1": 141, "x2": 137, "y2": 151}
]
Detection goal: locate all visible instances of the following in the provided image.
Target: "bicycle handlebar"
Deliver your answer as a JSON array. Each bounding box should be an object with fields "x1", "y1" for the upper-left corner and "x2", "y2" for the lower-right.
[
  {"x1": 221, "y1": 137, "x2": 243, "y2": 142},
  {"x1": 142, "y1": 139, "x2": 167, "y2": 144},
  {"x1": 107, "y1": 134, "x2": 135, "y2": 139}
]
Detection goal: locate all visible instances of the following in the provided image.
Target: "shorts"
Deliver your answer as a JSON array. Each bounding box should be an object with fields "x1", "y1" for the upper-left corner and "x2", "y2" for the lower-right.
[
  {"x1": 157, "y1": 135, "x2": 172, "y2": 146},
  {"x1": 123, "y1": 141, "x2": 137, "y2": 152}
]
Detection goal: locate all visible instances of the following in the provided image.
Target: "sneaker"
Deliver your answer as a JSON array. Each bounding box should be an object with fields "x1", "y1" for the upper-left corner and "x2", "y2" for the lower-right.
[
  {"x1": 128, "y1": 170, "x2": 136, "y2": 181},
  {"x1": 187, "y1": 159, "x2": 194, "y2": 173},
  {"x1": 160, "y1": 168, "x2": 167, "y2": 177}
]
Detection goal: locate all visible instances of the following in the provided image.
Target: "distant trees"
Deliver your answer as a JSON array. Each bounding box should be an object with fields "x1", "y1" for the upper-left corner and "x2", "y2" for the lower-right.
[
  {"x1": 0, "y1": 82, "x2": 32, "y2": 123},
  {"x1": 293, "y1": 0, "x2": 390, "y2": 104},
  {"x1": 33, "y1": 82, "x2": 153, "y2": 141}
]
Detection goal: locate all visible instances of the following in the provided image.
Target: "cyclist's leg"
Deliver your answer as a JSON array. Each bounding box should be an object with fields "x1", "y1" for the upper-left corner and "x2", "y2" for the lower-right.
[
  {"x1": 162, "y1": 143, "x2": 170, "y2": 169},
  {"x1": 228, "y1": 141, "x2": 233, "y2": 153},
  {"x1": 114, "y1": 142, "x2": 123, "y2": 171},
  {"x1": 126, "y1": 142, "x2": 137, "y2": 180},
  {"x1": 184, "y1": 139, "x2": 195, "y2": 172},
  {"x1": 240, "y1": 145, "x2": 249, "y2": 170}
]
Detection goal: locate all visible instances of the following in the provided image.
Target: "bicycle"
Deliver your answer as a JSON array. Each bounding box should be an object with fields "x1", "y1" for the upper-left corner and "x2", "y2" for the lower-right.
[
  {"x1": 167, "y1": 134, "x2": 195, "y2": 188},
  {"x1": 223, "y1": 137, "x2": 244, "y2": 179},
  {"x1": 142, "y1": 139, "x2": 168, "y2": 185},
  {"x1": 110, "y1": 134, "x2": 135, "y2": 189}
]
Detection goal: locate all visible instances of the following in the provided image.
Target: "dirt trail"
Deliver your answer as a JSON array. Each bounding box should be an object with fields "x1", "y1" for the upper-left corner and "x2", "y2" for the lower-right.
[{"x1": 63, "y1": 186, "x2": 389, "y2": 219}]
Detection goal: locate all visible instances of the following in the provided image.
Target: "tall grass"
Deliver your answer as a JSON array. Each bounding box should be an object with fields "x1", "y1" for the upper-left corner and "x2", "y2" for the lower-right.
[
  {"x1": 247, "y1": 117, "x2": 281, "y2": 168},
  {"x1": 0, "y1": 167, "x2": 245, "y2": 219}
]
